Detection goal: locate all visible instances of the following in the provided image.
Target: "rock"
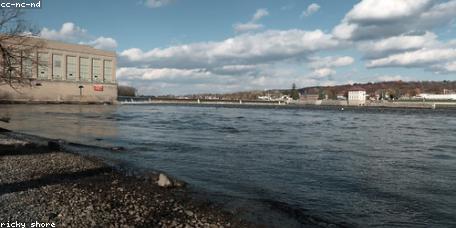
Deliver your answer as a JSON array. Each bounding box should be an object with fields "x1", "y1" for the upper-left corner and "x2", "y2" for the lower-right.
[
  {"x1": 0, "y1": 117, "x2": 10, "y2": 123},
  {"x1": 47, "y1": 212, "x2": 58, "y2": 219},
  {"x1": 156, "y1": 173, "x2": 187, "y2": 188},
  {"x1": 111, "y1": 146, "x2": 125, "y2": 151},
  {"x1": 157, "y1": 173, "x2": 172, "y2": 188},
  {"x1": 173, "y1": 179, "x2": 186, "y2": 188},
  {"x1": 185, "y1": 210, "x2": 194, "y2": 217},
  {"x1": 48, "y1": 139, "x2": 65, "y2": 151}
]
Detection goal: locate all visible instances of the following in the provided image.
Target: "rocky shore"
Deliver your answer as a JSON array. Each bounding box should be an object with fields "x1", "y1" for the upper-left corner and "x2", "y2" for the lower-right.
[{"x1": 0, "y1": 132, "x2": 256, "y2": 228}]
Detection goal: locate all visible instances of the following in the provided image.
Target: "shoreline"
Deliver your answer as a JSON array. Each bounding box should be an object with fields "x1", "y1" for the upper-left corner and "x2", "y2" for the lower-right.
[
  {"x1": 0, "y1": 129, "x2": 352, "y2": 228},
  {"x1": 2, "y1": 99, "x2": 456, "y2": 110},
  {"x1": 0, "y1": 129, "x2": 255, "y2": 228},
  {"x1": 117, "y1": 102, "x2": 456, "y2": 112},
  {"x1": 122, "y1": 99, "x2": 456, "y2": 110}
]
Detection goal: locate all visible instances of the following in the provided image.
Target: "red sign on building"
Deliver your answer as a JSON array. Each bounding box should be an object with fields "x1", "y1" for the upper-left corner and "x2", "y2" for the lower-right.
[{"x1": 94, "y1": 85, "x2": 104, "y2": 91}]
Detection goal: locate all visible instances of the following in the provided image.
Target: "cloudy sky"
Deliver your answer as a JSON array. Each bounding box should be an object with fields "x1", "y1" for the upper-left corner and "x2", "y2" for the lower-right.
[{"x1": 27, "y1": 0, "x2": 456, "y2": 95}]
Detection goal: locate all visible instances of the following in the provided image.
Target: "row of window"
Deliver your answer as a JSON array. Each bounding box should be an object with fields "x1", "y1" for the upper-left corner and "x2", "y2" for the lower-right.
[{"x1": 22, "y1": 53, "x2": 114, "y2": 83}]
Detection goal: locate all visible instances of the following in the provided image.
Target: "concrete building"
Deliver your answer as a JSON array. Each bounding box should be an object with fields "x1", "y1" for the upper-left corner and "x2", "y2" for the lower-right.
[
  {"x1": 415, "y1": 93, "x2": 456, "y2": 100},
  {"x1": 348, "y1": 87, "x2": 366, "y2": 106},
  {"x1": 299, "y1": 94, "x2": 319, "y2": 101},
  {"x1": 0, "y1": 36, "x2": 117, "y2": 103}
]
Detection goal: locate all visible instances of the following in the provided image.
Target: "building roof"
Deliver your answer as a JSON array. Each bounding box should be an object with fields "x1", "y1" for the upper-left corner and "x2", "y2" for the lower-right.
[{"x1": 0, "y1": 34, "x2": 116, "y2": 57}]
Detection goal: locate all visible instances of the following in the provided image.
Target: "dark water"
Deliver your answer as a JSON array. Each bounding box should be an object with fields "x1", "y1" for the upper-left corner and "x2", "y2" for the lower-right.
[{"x1": 1, "y1": 104, "x2": 456, "y2": 227}]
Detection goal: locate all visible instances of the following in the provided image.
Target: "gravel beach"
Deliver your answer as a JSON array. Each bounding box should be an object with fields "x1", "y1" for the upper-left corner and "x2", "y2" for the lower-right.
[{"x1": 0, "y1": 132, "x2": 256, "y2": 228}]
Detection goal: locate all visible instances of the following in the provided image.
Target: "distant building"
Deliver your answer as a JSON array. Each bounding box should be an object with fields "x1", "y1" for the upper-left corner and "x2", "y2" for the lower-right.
[
  {"x1": 336, "y1": 94, "x2": 346, "y2": 100},
  {"x1": 258, "y1": 95, "x2": 272, "y2": 101},
  {"x1": 415, "y1": 93, "x2": 456, "y2": 100},
  {"x1": 0, "y1": 36, "x2": 117, "y2": 103},
  {"x1": 299, "y1": 94, "x2": 319, "y2": 101},
  {"x1": 348, "y1": 87, "x2": 366, "y2": 106},
  {"x1": 280, "y1": 95, "x2": 292, "y2": 102}
]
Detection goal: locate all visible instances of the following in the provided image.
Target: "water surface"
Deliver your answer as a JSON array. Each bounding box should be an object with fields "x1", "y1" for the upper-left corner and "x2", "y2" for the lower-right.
[{"x1": 1, "y1": 104, "x2": 455, "y2": 227}]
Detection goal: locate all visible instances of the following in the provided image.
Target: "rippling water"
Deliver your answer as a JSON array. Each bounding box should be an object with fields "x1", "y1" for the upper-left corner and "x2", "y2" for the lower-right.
[{"x1": 1, "y1": 104, "x2": 455, "y2": 227}]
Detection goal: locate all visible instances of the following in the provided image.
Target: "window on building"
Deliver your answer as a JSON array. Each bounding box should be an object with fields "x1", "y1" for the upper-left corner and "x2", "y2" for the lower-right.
[
  {"x1": 80, "y1": 57, "x2": 90, "y2": 82},
  {"x1": 92, "y1": 59, "x2": 102, "y2": 82},
  {"x1": 103, "y1": 60, "x2": 112, "y2": 83},
  {"x1": 6, "y1": 51, "x2": 21, "y2": 77},
  {"x1": 66, "y1": 56, "x2": 77, "y2": 81},
  {"x1": 52, "y1": 54, "x2": 63, "y2": 80},
  {"x1": 38, "y1": 53, "x2": 49, "y2": 80},
  {"x1": 22, "y1": 53, "x2": 34, "y2": 78}
]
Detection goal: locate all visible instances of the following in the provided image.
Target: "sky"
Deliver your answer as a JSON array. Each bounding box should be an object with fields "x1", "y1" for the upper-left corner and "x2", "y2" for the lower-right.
[{"x1": 25, "y1": 0, "x2": 456, "y2": 95}]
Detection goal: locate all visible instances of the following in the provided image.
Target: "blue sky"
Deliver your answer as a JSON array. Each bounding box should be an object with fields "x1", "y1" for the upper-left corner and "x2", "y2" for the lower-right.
[{"x1": 26, "y1": 0, "x2": 456, "y2": 95}]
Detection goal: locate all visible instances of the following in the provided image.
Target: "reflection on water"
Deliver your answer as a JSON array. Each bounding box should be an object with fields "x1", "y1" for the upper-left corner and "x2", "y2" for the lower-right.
[
  {"x1": 1, "y1": 104, "x2": 456, "y2": 227},
  {"x1": 0, "y1": 104, "x2": 119, "y2": 147}
]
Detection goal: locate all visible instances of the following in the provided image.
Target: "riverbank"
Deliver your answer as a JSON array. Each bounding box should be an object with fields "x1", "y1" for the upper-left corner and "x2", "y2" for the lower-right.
[
  {"x1": 119, "y1": 98, "x2": 456, "y2": 110},
  {"x1": 0, "y1": 131, "x2": 254, "y2": 228}
]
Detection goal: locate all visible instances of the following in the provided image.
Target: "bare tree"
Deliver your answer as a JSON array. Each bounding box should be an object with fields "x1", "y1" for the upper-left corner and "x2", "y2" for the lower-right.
[{"x1": 0, "y1": 8, "x2": 43, "y2": 88}]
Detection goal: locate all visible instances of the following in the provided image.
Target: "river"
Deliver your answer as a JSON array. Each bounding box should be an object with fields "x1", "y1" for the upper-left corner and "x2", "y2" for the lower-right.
[{"x1": 1, "y1": 104, "x2": 455, "y2": 227}]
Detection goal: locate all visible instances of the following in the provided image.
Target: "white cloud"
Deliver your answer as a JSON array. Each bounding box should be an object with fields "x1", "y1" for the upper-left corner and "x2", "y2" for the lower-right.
[
  {"x1": 116, "y1": 59, "x2": 345, "y2": 95},
  {"x1": 234, "y1": 9, "x2": 269, "y2": 33},
  {"x1": 212, "y1": 64, "x2": 262, "y2": 76},
  {"x1": 358, "y1": 32, "x2": 438, "y2": 59},
  {"x1": 329, "y1": 0, "x2": 456, "y2": 76},
  {"x1": 116, "y1": 65, "x2": 307, "y2": 95},
  {"x1": 360, "y1": 29, "x2": 456, "y2": 74},
  {"x1": 85, "y1": 37, "x2": 118, "y2": 50},
  {"x1": 367, "y1": 48, "x2": 456, "y2": 68},
  {"x1": 119, "y1": 29, "x2": 340, "y2": 69},
  {"x1": 431, "y1": 61, "x2": 456, "y2": 73},
  {"x1": 144, "y1": 0, "x2": 173, "y2": 8},
  {"x1": 306, "y1": 56, "x2": 353, "y2": 79},
  {"x1": 333, "y1": 0, "x2": 456, "y2": 41},
  {"x1": 117, "y1": 67, "x2": 210, "y2": 81},
  {"x1": 376, "y1": 75, "x2": 410, "y2": 82},
  {"x1": 233, "y1": 23, "x2": 264, "y2": 33},
  {"x1": 332, "y1": 23, "x2": 358, "y2": 40},
  {"x1": 345, "y1": 0, "x2": 430, "y2": 23},
  {"x1": 39, "y1": 22, "x2": 118, "y2": 50},
  {"x1": 419, "y1": 0, "x2": 456, "y2": 28},
  {"x1": 40, "y1": 22, "x2": 88, "y2": 42},
  {"x1": 308, "y1": 56, "x2": 354, "y2": 69},
  {"x1": 312, "y1": 68, "x2": 336, "y2": 78},
  {"x1": 301, "y1": 3, "x2": 320, "y2": 18},
  {"x1": 441, "y1": 61, "x2": 456, "y2": 72},
  {"x1": 253, "y1": 8, "x2": 269, "y2": 21},
  {"x1": 117, "y1": 28, "x2": 345, "y2": 95}
]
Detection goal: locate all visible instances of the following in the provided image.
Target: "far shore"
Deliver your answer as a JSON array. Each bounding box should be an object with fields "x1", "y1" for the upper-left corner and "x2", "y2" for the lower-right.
[
  {"x1": 1, "y1": 97, "x2": 456, "y2": 110},
  {"x1": 118, "y1": 98, "x2": 456, "y2": 110}
]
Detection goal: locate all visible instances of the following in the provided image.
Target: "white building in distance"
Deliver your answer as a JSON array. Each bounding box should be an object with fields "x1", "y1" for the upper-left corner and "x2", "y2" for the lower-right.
[
  {"x1": 416, "y1": 93, "x2": 456, "y2": 100},
  {"x1": 348, "y1": 87, "x2": 366, "y2": 106}
]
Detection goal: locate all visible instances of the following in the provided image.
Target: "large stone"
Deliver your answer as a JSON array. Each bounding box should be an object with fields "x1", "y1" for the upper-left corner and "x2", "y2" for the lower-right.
[
  {"x1": 157, "y1": 173, "x2": 172, "y2": 188},
  {"x1": 48, "y1": 139, "x2": 65, "y2": 151},
  {"x1": 156, "y1": 173, "x2": 187, "y2": 188},
  {"x1": 0, "y1": 117, "x2": 10, "y2": 123}
]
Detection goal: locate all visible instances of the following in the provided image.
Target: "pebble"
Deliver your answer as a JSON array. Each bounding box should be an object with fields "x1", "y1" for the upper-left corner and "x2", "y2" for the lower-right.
[{"x1": 185, "y1": 210, "x2": 194, "y2": 217}]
